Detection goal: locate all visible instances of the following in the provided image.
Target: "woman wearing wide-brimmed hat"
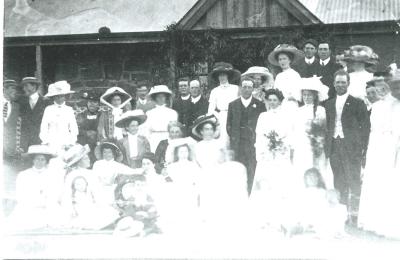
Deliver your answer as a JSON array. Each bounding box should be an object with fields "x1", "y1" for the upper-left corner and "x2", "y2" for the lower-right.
[
  {"x1": 39, "y1": 81, "x2": 78, "y2": 153},
  {"x1": 115, "y1": 110, "x2": 151, "y2": 169},
  {"x1": 207, "y1": 62, "x2": 241, "y2": 147},
  {"x1": 7, "y1": 145, "x2": 65, "y2": 231},
  {"x1": 98, "y1": 86, "x2": 132, "y2": 141},
  {"x1": 292, "y1": 77, "x2": 333, "y2": 189},
  {"x1": 241, "y1": 66, "x2": 275, "y2": 103},
  {"x1": 344, "y1": 45, "x2": 379, "y2": 102},
  {"x1": 144, "y1": 85, "x2": 178, "y2": 151},
  {"x1": 191, "y1": 114, "x2": 224, "y2": 169},
  {"x1": 268, "y1": 44, "x2": 304, "y2": 106},
  {"x1": 61, "y1": 143, "x2": 119, "y2": 230}
]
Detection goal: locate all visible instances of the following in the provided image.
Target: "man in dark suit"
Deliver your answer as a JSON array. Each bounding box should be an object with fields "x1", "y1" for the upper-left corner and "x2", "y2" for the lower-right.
[
  {"x1": 187, "y1": 79, "x2": 209, "y2": 133},
  {"x1": 227, "y1": 77, "x2": 266, "y2": 194},
  {"x1": 134, "y1": 84, "x2": 155, "y2": 113},
  {"x1": 292, "y1": 39, "x2": 320, "y2": 78},
  {"x1": 19, "y1": 77, "x2": 50, "y2": 152},
  {"x1": 172, "y1": 77, "x2": 191, "y2": 134},
  {"x1": 325, "y1": 70, "x2": 370, "y2": 226},
  {"x1": 318, "y1": 42, "x2": 342, "y2": 100}
]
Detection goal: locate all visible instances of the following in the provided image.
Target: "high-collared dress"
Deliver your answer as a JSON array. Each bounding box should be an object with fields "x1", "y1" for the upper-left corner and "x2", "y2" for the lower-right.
[
  {"x1": 144, "y1": 104, "x2": 178, "y2": 151},
  {"x1": 40, "y1": 102, "x2": 78, "y2": 152},
  {"x1": 207, "y1": 83, "x2": 239, "y2": 148}
]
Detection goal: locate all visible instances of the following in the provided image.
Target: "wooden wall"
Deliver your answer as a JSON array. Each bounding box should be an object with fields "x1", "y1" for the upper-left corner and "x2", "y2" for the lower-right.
[{"x1": 192, "y1": 0, "x2": 301, "y2": 29}]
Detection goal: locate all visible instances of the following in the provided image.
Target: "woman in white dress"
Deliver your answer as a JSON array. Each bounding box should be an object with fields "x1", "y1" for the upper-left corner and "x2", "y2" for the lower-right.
[
  {"x1": 143, "y1": 85, "x2": 178, "y2": 151},
  {"x1": 207, "y1": 62, "x2": 241, "y2": 148},
  {"x1": 292, "y1": 77, "x2": 333, "y2": 188},
  {"x1": 92, "y1": 140, "x2": 139, "y2": 205},
  {"x1": 251, "y1": 89, "x2": 298, "y2": 230},
  {"x1": 62, "y1": 144, "x2": 119, "y2": 230},
  {"x1": 7, "y1": 145, "x2": 64, "y2": 231},
  {"x1": 358, "y1": 72, "x2": 400, "y2": 238},
  {"x1": 191, "y1": 115, "x2": 224, "y2": 169},
  {"x1": 267, "y1": 44, "x2": 304, "y2": 112}
]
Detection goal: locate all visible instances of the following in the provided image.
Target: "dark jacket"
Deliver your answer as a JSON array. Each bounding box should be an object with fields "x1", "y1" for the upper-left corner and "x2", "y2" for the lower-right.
[
  {"x1": 172, "y1": 96, "x2": 192, "y2": 127},
  {"x1": 19, "y1": 95, "x2": 50, "y2": 151},
  {"x1": 317, "y1": 58, "x2": 342, "y2": 99},
  {"x1": 187, "y1": 95, "x2": 209, "y2": 128},
  {"x1": 3, "y1": 101, "x2": 21, "y2": 157},
  {"x1": 118, "y1": 135, "x2": 151, "y2": 169},
  {"x1": 292, "y1": 57, "x2": 321, "y2": 78},
  {"x1": 227, "y1": 97, "x2": 266, "y2": 154},
  {"x1": 154, "y1": 139, "x2": 169, "y2": 174},
  {"x1": 325, "y1": 95, "x2": 370, "y2": 160}
]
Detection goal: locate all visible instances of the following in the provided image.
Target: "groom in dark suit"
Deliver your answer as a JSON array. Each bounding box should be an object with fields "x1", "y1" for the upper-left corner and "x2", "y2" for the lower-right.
[
  {"x1": 227, "y1": 77, "x2": 266, "y2": 194},
  {"x1": 325, "y1": 70, "x2": 370, "y2": 225}
]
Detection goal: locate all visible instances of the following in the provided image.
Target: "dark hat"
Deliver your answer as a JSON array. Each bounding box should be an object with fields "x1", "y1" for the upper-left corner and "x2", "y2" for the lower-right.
[
  {"x1": 191, "y1": 114, "x2": 218, "y2": 139},
  {"x1": 267, "y1": 44, "x2": 304, "y2": 66},
  {"x1": 21, "y1": 77, "x2": 40, "y2": 86},
  {"x1": 208, "y1": 62, "x2": 241, "y2": 84},
  {"x1": 81, "y1": 91, "x2": 100, "y2": 101},
  {"x1": 303, "y1": 39, "x2": 318, "y2": 48},
  {"x1": 94, "y1": 139, "x2": 124, "y2": 162},
  {"x1": 4, "y1": 79, "x2": 18, "y2": 88}
]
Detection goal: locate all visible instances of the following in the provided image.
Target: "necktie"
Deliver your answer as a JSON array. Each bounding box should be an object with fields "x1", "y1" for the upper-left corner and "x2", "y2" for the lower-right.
[{"x1": 3, "y1": 102, "x2": 9, "y2": 120}]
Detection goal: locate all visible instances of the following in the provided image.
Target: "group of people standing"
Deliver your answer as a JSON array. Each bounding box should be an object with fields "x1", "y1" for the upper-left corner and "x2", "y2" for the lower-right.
[{"x1": 2, "y1": 39, "x2": 400, "y2": 239}]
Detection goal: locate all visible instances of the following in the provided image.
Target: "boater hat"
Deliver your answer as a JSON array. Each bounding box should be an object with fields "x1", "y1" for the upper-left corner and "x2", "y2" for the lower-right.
[
  {"x1": 191, "y1": 114, "x2": 218, "y2": 139},
  {"x1": 21, "y1": 77, "x2": 40, "y2": 86},
  {"x1": 115, "y1": 110, "x2": 147, "y2": 128},
  {"x1": 208, "y1": 62, "x2": 241, "y2": 84},
  {"x1": 45, "y1": 81, "x2": 75, "y2": 97},
  {"x1": 268, "y1": 44, "x2": 304, "y2": 66}
]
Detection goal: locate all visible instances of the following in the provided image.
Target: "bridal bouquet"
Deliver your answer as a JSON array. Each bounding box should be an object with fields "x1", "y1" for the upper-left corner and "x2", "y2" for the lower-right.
[{"x1": 266, "y1": 130, "x2": 287, "y2": 159}]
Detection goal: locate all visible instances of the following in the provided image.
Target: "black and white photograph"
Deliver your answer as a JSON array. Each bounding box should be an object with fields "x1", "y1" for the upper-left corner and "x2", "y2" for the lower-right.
[{"x1": 1, "y1": 0, "x2": 400, "y2": 259}]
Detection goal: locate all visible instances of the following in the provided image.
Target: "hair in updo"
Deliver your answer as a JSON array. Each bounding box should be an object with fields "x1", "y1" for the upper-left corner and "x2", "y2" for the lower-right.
[{"x1": 263, "y1": 88, "x2": 284, "y2": 102}]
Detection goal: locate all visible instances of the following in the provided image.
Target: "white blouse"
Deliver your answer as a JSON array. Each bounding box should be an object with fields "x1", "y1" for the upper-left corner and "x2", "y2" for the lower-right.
[
  {"x1": 194, "y1": 139, "x2": 224, "y2": 169},
  {"x1": 207, "y1": 84, "x2": 239, "y2": 113},
  {"x1": 40, "y1": 103, "x2": 78, "y2": 149},
  {"x1": 274, "y1": 68, "x2": 302, "y2": 101},
  {"x1": 348, "y1": 70, "x2": 373, "y2": 101}
]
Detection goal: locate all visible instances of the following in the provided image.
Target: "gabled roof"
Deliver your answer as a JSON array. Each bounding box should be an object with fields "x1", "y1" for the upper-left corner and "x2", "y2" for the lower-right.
[
  {"x1": 177, "y1": 0, "x2": 321, "y2": 29},
  {"x1": 299, "y1": 0, "x2": 400, "y2": 24}
]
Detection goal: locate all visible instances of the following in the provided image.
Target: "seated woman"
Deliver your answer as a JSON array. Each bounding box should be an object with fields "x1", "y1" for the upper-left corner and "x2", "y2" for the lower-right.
[
  {"x1": 191, "y1": 115, "x2": 224, "y2": 170},
  {"x1": 62, "y1": 144, "x2": 119, "y2": 230},
  {"x1": 113, "y1": 174, "x2": 161, "y2": 237},
  {"x1": 154, "y1": 121, "x2": 184, "y2": 174},
  {"x1": 7, "y1": 145, "x2": 64, "y2": 231},
  {"x1": 92, "y1": 140, "x2": 139, "y2": 205},
  {"x1": 115, "y1": 110, "x2": 151, "y2": 169}
]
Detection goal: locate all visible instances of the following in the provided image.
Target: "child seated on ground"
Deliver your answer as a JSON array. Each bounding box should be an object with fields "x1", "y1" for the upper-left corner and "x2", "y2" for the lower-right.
[
  {"x1": 113, "y1": 174, "x2": 161, "y2": 237},
  {"x1": 282, "y1": 168, "x2": 347, "y2": 238}
]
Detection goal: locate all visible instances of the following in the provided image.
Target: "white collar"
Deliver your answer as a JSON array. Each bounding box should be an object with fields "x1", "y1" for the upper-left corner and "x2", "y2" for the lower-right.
[
  {"x1": 156, "y1": 104, "x2": 167, "y2": 108},
  {"x1": 305, "y1": 56, "x2": 315, "y2": 64},
  {"x1": 336, "y1": 93, "x2": 349, "y2": 103},
  {"x1": 181, "y1": 94, "x2": 190, "y2": 101},
  {"x1": 220, "y1": 83, "x2": 230, "y2": 88},
  {"x1": 320, "y1": 57, "x2": 330, "y2": 65},
  {"x1": 191, "y1": 95, "x2": 201, "y2": 103},
  {"x1": 54, "y1": 101, "x2": 66, "y2": 107},
  {"x1": 240, "y1": 96, "x2": 252, "y2": 107},
  {"x1": 128, "y1": 132, "x2": 138, "y2": 138},
  {"x1": 138, "y1": 98, "x2": 147, "y2": 104},
  {"x1": 30, "y1": 92, "x2": 39, "y2": 101}
]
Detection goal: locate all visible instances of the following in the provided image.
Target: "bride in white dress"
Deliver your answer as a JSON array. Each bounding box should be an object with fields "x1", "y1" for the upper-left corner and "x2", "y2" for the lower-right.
[{"x1": 292, "y1": 77, "x2": 333, "y2": 189}]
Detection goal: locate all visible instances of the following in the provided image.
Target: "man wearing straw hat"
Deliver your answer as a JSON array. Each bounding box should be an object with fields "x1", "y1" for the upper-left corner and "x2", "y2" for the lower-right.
[
  {"x1": 40, "y1": 80, "x2": 78, "y2": 153},
  {"x1": 19, "y1": 77, "x2": 50, "y2": 152}
]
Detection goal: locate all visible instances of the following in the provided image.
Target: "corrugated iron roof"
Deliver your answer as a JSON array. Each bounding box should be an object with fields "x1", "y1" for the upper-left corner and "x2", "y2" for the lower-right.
[{"x1": 299, "y1": 0, "x2": 400, "y2": 23}]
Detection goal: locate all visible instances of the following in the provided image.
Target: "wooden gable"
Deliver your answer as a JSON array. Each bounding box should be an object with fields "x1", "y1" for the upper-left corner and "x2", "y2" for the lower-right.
[{"x1": 178, "y1": 0, "x2": 321, "y2": 30}]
